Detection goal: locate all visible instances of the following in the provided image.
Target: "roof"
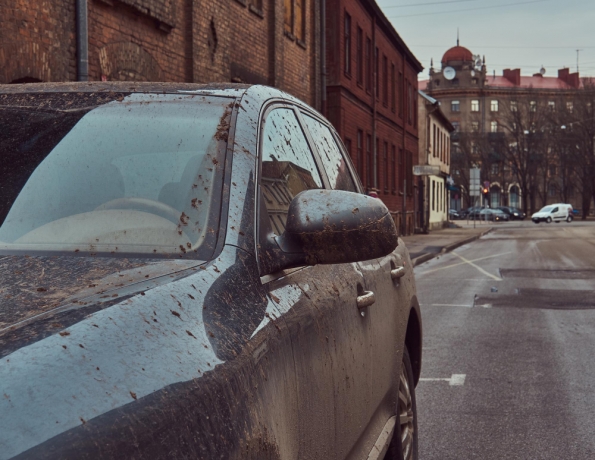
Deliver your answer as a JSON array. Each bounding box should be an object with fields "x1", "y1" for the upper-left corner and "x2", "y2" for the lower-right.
[
  {"x1": 418, "y1": 90, "x2": 454, "y2": 132},
  {"x1": 419, "y1": 90, "x2": 437, "y2": 104},
  {"x1": 441, "y1": 46, "x2": 473, "y2": 64},
  {"x1": 485, "y1": 75, "x2": 577, "y2": 90}
]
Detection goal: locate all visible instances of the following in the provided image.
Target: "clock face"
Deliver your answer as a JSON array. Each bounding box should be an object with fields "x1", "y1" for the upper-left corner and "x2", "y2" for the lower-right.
[{"x1": 443, "y1": 66, "x2": 456, "y2": 80}]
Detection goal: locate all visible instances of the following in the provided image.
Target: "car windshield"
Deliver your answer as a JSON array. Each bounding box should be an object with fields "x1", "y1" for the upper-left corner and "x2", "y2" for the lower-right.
[
  {"x1": 539, "y1": 206, "x2": 554, "y2": 213},
  {"x1": 0, "y1": 93, "x2": 232, "y2": 258}
]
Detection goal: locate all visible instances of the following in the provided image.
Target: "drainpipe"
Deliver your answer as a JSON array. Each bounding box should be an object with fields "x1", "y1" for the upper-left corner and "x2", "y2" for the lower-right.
[
  {"x1": 320, "y1": 0, "x2": 326, "y2": 115},
  {"x1": 76, "y1": 0, "x2": 89, "y2": 81}
]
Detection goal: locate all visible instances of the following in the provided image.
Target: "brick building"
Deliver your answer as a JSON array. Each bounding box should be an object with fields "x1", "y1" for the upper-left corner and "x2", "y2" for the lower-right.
[
  {"x1": 324, "y1": 0, "x2": 423, "y2": 235},
  {"x1": 0, "y1": 0, "x2": 323, "y2": 109},
  {"x1": 422, "y1": 43, "x2": 588, "y2": 213}
]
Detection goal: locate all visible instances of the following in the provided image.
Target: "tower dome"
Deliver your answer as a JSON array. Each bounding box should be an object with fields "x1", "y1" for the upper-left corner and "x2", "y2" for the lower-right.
[{"x1": 441, "y1": 46, "x2": 473, "y2": 64}]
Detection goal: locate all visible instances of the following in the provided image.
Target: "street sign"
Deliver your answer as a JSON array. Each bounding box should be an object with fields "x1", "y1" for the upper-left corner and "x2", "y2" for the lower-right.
[
  {"x1": 413, "y1": 165, "x2": 441, "y2": 176},
  {"x1": 469, "y1": 168, "x2": 481, "y2": 196}
]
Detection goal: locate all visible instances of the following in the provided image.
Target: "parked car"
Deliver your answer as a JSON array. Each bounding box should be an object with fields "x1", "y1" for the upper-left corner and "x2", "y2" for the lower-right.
[
  {"x1": 491, "y1": 209, "x2": 510, "y2": 221},
  {"x1": 478, "y1": 209, "x2": 508, "y2": 222},
  {"x1": 497, "y1": 206, "x2": 526, "y2": 220},
  {"x1": 0, "y1": 83, "x2": 422, "y2": 460},
  {"x1": 449, "y1": 209, "x2": 461, "y2": 220},
  {"x1": 532, "y1": 204, "x2": 573, "y2": 223}
]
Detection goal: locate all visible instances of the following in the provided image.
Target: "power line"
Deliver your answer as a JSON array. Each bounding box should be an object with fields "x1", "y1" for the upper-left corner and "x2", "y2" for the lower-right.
[
  {"x1": 387, "y1": 0, "x2": 550, "y2": 18},
  {"x1": 380, "y1": 0, "x2": 477, "y2": 9}
]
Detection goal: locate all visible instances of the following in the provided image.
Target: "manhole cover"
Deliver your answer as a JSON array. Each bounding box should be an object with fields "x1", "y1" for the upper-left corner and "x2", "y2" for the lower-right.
[{"x1": 475, "y1": 289, "x2": 595, "y2": 310}]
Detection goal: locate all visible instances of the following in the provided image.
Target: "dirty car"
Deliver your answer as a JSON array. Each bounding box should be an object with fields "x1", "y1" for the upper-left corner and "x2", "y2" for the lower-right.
[{"x1": 0, "y1": 83, "x2": 422, "y2": 460}]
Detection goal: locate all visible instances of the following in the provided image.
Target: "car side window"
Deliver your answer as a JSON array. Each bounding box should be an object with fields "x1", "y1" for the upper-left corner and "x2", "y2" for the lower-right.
[
  {"x1": 301, "y1": 113, "x2": 358, "y2": 193},
  {"x1": 552, "y1": 207, "x2": 558, "y2": 213},
  {"x1": 261, "y1": 108, "x2": 323, "y2": 236}
]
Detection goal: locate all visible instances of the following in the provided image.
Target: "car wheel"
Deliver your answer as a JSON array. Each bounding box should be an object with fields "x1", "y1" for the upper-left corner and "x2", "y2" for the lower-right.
[
  {"x1": 546, "y1": 217, "x2": 552, "y2": 223},
  {"x1": 567, "y1": 215, "x2": 573, "y2": 223},
  {"x1": 385, "y1": 346, "x2": 418, "y2": 460},
  {"x1": 533, "y1": 220, "x2": 539, "y2": 224}
]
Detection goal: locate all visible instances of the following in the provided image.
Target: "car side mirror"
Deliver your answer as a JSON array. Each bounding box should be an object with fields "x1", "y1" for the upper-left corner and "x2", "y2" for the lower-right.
[{"x1": 260, "y1": 189, "x2": 398, "y2": 274}]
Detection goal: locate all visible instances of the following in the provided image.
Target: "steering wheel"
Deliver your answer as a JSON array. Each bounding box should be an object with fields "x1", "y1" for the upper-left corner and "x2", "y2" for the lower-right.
[{"x1": 95, "y1": 197, "x2": 184, "y2": 226}]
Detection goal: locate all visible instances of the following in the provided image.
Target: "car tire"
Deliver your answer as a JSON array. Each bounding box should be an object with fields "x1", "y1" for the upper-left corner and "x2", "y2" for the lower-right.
[
  {"x1": 384, "y1": 346, "x2": 418, "y2": 460},
  {"x1": 533, "y1": 220, "x2": 539, "y2": 224},
  {"x1": 567, "y1": 215, "x2": 573, "y2": 223},
  {"x1": 546, "y1": 217, "x2": 552, "y2": 223}
]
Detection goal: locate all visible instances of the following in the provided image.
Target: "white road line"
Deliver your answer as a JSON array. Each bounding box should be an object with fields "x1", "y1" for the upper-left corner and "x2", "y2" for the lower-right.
[
  {"x1": 451, "y1": 252, "x2": 503, "y2": 281},
  {"x1": 421, "y1": 304, "x2": 492, "y2": 308},
  {"x1": 419, "y1": 252, "x2": 511, "y2": 275},
  {"x1": 420, "y1": 374, "x2": 467, "y2": 386}
]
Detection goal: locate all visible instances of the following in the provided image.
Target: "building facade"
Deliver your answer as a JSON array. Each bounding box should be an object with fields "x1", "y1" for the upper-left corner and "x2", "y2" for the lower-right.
[
  {"x1": 422, "y1": 43, "x2": 587, "y2": 213},
  {"x1": 417, "y1": 90, "x2": 454, "y2": 231},
  {"x1": 0, "y1": 0, "x2": 323, "y2": 109},
  {"x1": 324, "y1": 0, "x2": 423, "y2": 235}
]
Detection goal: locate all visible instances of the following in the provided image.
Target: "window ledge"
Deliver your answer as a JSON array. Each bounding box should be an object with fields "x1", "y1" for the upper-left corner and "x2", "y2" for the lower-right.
[
  {"x1": 249, "y1": 4, "x2": 264, "y2": 18},
  {"x1": 284, "y1": 30, "x2": 295, "y2": 41},
  {"x1": 297, "y1": 39, "x2": 307, "y2": 49},
  {"x1": 234, "y1": 0, "x2": 247, "y2": 5}
]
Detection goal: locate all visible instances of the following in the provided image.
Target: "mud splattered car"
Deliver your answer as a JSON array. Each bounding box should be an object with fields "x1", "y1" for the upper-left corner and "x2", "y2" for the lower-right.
[{"x1": 0, "y1": 83, "x2": 422, "y2": 460}]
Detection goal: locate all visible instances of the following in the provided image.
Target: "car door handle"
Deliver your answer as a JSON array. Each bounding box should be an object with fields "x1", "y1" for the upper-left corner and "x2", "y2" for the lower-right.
[
  {"x1": 391, "y1": 267, "x2": 406, "y2": 280},
  {"x1": 357, "y1": 291, "x2": 375, "y2": 309}
]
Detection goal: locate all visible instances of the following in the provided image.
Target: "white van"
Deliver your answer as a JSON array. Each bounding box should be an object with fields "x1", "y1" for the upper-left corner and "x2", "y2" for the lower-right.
[{"x1": 531, "y1": 204, "x2": 573, "y2": 224}]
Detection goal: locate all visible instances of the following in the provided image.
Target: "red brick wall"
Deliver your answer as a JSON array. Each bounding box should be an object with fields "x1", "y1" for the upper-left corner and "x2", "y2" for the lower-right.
[
  {"x1": 325, "y1": 0, "x2": 421, "y2": 226},
  {"x1": 1, "y1": 0, "x2": 320, "y2": 108}
]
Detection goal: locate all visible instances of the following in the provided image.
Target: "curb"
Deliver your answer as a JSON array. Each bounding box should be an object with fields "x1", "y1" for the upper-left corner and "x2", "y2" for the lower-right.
[{"x1": 411, "y1": 227, "x2": 493, "y2": 268}]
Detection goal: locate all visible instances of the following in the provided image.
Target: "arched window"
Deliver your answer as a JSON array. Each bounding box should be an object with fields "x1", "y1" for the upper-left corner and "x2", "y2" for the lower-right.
[
  {"x1": 509, "y1": 185, "x2": 520, "y2": 208},
  {"x1": 490, "y1": 185, "x2": 501, "y2": 208}
]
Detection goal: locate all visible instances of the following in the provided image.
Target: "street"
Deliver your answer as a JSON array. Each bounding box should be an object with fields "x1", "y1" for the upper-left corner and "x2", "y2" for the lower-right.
[{"x1": 414, "y1": 220, "x2": 595, "y2": 459}]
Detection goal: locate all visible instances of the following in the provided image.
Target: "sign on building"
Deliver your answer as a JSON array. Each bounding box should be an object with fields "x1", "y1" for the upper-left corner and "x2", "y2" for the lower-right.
[
  {"x1": 469, "y1": 168, "x2": 481, "y2": 196},
  {"x1": 413, "y1": 165, "x2": 441, "y2": 176}
]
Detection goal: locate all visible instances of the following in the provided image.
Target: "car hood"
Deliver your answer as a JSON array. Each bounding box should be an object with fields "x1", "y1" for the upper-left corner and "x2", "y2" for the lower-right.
[
  {"x1": 532, "y1": 211, "x2": 550, "y2": 218},
  {"x1": 0, "y1": 254, "x2": 205, "y2": 358}
]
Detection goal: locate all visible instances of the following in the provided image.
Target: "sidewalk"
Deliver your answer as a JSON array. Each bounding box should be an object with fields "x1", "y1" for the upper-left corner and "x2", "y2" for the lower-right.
[{"x1": 402, "y1": 225, "x2": 492, "y2": 267}]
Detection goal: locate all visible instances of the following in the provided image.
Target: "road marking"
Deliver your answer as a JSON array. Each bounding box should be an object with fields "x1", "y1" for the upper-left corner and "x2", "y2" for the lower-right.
[
  {"x1": 420, "y1": 374, "x2": 466, "y2": 386},
  {"x1": 421, "y1": 303, "x2": 492, "y2": 308},
  {"x1": 420, "y1": 252, "x2": 511, "y2": 275},
  {"x1": 450, "y1": 252, "x2": 503, "y2": 281}
]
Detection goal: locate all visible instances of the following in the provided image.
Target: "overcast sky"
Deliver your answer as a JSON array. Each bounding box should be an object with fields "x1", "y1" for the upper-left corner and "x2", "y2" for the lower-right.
[{"x1": 375, "y1": 0, "x2": 595, "y2": 80}]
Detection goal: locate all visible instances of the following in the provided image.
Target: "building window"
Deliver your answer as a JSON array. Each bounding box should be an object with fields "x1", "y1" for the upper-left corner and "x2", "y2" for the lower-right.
[
  {"x1": 491, "y1": 164, "x2": 499, "y2": 175},
  {"x1": 471, "y1": 78, "x2": 478, "y2": 85},
  {"x1": 366, "y1": 134, "x2": 373, "y2": 188},
  {"x1": 284, "y1": 0, "x2": 305, "y2": 42},
  {"x1": 382, "y1": 55, "x2": 388, "y2": 106},
  {"x1": 391, "y1": 145, "x2": 396, "y2": 193},
  {"x1": 383, "y1": 141, "x2": 389, "y2": 192},
  {"x1": 549, "y1": 165, "x2": 557, "y2": 175},
  {"x1": 432, "y1": 124, "x2": 436, "y2": 157},
  {"x1": 491, "y1": 100, "x2": 499, "y2": 112},
  {"x1": 398, "y1": 72, "x2": 403, "y2": 118},
  {"x1": 365, "y1": 37, "x2": 372, "y2": 93},
  {"x1": 398, "y1": 147, "x2": 404, "y2": 191},
  {"x1": 344, "y1": 13, "x2": 351, "y2": 76},
  {"x1": 491, "y1": 121, "x2": 498, "y2": 133},
  {"x1": 451, "y1": 100, "x2": 460, "y2": 112},
  {"x1": 548, "y1": 101, "x2": 556, "y2": 111},
  {"x1": 391, "y1": 63, "x2": 396, "y2": 112},
  {"x1": 375, "y1": 47, "x2": 379, "y2": 99},
  {"x1": 356, "y1": 27, "x2": 363, "y2": 84},
  {"x1": 530, "y1": 101, "x2": 537, "y2": 112},
  {"x1": 567, "y1": 101, "x2": 574, "y2": 113},
  {"x1": 471, "y1": 100, "x2": 479, "y2": 112},
  {"x1": 407, "y1": 82, "x2": 413, "y2": 125},
  {"x1": 510, "y1": 101, "x2": 518, "y2": 112},
  {"x1": 452, "y1": 122, "x2": 460, "y2": 132},
  {"x1": 471, "y1": 122, "x2": 479, "y2": 132},
  {"x1": 356, "y1": 129, "x2": 364, "y2": 180}
]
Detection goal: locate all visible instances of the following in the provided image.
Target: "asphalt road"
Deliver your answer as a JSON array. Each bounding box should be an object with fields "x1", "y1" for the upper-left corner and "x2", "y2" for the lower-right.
[{"x1": 413, "y1": 220, "x2": 595, "y2": 459}]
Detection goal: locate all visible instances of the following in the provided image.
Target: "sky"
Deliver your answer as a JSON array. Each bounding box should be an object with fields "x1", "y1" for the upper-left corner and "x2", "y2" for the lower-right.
[{"x1": 375, "y1": 0, "x2": 595, "y2": 80}]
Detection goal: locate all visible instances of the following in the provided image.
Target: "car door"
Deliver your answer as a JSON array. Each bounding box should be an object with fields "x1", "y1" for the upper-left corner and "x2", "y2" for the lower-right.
[
  {"x1": 256, "y1": 104, "x2": 372, "y2": 459},
  {"x1": 551, "y1": 206, "x2": 560, "y2": 221},
  {"x1": 299, "y1": 111, "x2": 407, "y2": 459}
]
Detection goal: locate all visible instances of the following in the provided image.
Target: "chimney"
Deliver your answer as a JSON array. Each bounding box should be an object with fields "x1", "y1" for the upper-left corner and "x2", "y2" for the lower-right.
[
  {"x1": 568, "y1": 72, "x2": 580, "y2": 88},
  {"x1": 503, "y1": 68, "x2": 521, "y2": 86},
  {"x1": 558, "y1": 68, "x2": 569, "y2": 82},
  {"x1": 533, "y1": 73, "x2": 543, "y2": 78}
]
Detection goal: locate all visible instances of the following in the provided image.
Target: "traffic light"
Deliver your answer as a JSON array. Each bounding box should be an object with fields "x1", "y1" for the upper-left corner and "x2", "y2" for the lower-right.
[{"x1": 482, "y1": 187, "x2": 489, "y2": 196}]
